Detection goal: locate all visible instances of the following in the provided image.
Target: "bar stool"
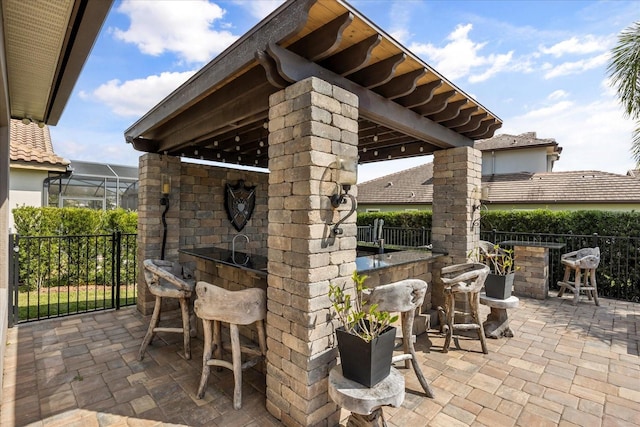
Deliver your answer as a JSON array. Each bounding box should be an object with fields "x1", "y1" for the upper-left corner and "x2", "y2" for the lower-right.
[
  {"x1": 138, "y1": 259, "x2": 196, "y2": 361},
  {"x1": 439, "y1": 263, "x2": 490, "y2": 354},
  {"x1": 557, "y1": 247, "x2": 600, "y2": 306},
  {"x1": 194, "y1": 281, "x2": 267, "y2": 410},
  {"x1": 363, "y1": 279, "x2": 434, "y2": 398}
]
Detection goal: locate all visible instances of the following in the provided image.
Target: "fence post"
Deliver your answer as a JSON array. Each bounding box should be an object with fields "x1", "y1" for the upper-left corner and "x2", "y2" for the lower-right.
[
  {"x1": 592, "y1": 233, "x2": 599, "y2": 248},
  {"x1": 114, "y1": 232, "x2": 122, "y2": 310},
  {"x1": 8, "y1": 234, "x2": 19, "y2": 327}
]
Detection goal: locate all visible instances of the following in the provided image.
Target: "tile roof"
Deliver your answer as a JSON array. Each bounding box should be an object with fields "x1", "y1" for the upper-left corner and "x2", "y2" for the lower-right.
[
  {"x1": 9, "y1": 119, "x2": 69, "y2": 168},
  {"x1": 475, "y1": 131, "x2": 561, "y2": 153},
  {"x1": 358, "y1": 163, "x2": 640, "y2": 205}
]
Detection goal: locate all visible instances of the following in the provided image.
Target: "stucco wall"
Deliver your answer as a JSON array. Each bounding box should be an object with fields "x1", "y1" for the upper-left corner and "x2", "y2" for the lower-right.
[{"x1": 8, "y1": 168, "x2": 47, "y2": 231}]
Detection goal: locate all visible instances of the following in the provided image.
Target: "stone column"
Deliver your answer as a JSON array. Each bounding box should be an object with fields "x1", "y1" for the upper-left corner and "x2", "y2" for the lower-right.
[
  {"x1": 431, "y1": 146, "x2": 482, "y2": 309},
  {"x1": 136, "y1": 153, "x2": 181, "y2": 315},
  {"x1": 266, "y1": 77, "x2": 358, "y2": 427}
]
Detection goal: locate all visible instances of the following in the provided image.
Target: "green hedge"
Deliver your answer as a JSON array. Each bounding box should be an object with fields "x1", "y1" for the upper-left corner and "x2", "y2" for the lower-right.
[{"x1": 12, "y1": 206, "x2": 137, "y2": 236}]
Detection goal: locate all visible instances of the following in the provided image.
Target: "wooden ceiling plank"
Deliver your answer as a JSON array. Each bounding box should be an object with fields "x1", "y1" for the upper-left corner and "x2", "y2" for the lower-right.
[
  {"x1": 320, "y1": 34, "x2": 381, "y2": 75},
  {"x1": 464, "y1": 119, "x2": 497, "y2": 138},
  {"x1": 394, "y1": 80, "x2": 442, "y2": 108},
  {"x1": 266, "y1": 42, "x2": 471, "y2": 148},
  {"x1": 412, "y1": 90, "x2": 456, "y2": 116},
  {"x1": 441, "y1": 106, "x2": 478, "y2": 128},
  {"x1": 428, "y1": 99, "x2": 467, "y2": 122},
  {"x1": 346, "y1": 53, "x2": 405, "y2": 89},
  {"x1": 375, "y1": 68, "x2": 426, "y2": 99},
  {"x1": 287, "y1": 12, "x2": 354, "y2": 61},
  {"x1": 466, "y1": 121, "x2": 501, "y2": 139},
  {"x1": 452, "y1": 112, "x2": 487, "y2": 132}
]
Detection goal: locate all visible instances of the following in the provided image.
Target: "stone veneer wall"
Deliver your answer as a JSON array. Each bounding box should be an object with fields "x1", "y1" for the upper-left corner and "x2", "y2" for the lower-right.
[
  {"x1": 265, "y1": 77, "x2": 358, "y2": 427},
  {"x1": 430, "y1": 146, "x2": 482, "y2": 309},
  {"x1": 137, "y1": 154, "x2": 268, "y2": 315},
  {"x1": 513, "y1": 246, "x2": 549, "y2": 299}
]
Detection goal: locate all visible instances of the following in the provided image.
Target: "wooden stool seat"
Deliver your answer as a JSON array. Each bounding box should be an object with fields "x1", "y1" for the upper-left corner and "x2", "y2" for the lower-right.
[
  {"x1": 138, "y1": 259, "x2": 195, "y2": 361},
  {"x1": 439, "y1": 263, "x2": 490, "y2": 354},
  {"x1": 557, "y1": 247, "x2": 600, "y2": 306},
  {"x1": 194, "y1": 281, "x2": 267, "y2": 410}
]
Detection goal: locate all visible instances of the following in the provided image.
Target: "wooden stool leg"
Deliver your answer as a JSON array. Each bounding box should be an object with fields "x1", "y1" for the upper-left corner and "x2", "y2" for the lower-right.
[
  {"x1": 257, "y1": 319, "x2": 267, "y2": 357},
  {"x1": 197, "y1": 319, "x2": 213, "y2": 399},
  {"x1": 230, "y1": 323, "x2": 243, "y2": 409},
  {"x1": 558, "y1": 265, "x2": 570, "y2": 297},
  {"x1": 443, "y1": 293, "x2": 454, "y2": 353},
  {"x1": 213, "y1": 320, "x2": 222, "y2": 371},
  {"x1": 590, "y1": 268, "x2": 600, "y2": 306},
  {"x1": 138, "y1": 295, "x2": 162, "y2": 361},
  {"x1": 572, "y1": 267, "x2": 581, "y2": 305},
  {"x1": 179, "y1": 297, "x2": 191, "y2": 359},
  {"x1": 471, "y1": 292, "x2": 488, "y2": 354},
  {"x1": 401, "y1": 311, "x2": 434, "y2": 398}
]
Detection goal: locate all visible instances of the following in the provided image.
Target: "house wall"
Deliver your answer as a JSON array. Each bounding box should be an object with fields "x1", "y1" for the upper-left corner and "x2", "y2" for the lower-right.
[
  {"x1": 0, "y1": 125, "x2": 9, "y2": 402},
  {"x1": 482, "y1": 147, "x2": 549, "y2": 175},
  {"x1": 8, "y1": 168, "x2": 47, "y2": 231},
  {"x1": 359, "y1": 202, "x2": 640, "y2": 213}
]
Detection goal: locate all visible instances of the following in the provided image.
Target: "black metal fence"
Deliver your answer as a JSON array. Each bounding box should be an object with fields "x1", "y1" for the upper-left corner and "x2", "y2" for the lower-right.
[
  {"x1": 8, "y1": 232, "x2": 138, "y2": 325},
  {"x1": 358, "y1": 226, "x2": 640, "y2": 302}
]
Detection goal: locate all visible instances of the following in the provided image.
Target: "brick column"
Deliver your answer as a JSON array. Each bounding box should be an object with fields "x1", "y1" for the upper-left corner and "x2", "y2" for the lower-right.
[
  {"x1": 431, "y1": 146, "x2": 482, "y2": 309},
  {"x1": 136, "y1": 153, "x2": 181, "y2": 315},
  {"x1": 513, "y1": 246, "x2": 549, "y2": 299},
  {"x1": 266, "y1": 77, "x2": 358, "y2": 427}
]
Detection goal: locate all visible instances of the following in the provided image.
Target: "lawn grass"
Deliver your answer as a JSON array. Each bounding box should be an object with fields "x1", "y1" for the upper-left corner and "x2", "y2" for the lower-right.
[{"x1": 17, "y1": 285, "x2": 136, "y2": 321}]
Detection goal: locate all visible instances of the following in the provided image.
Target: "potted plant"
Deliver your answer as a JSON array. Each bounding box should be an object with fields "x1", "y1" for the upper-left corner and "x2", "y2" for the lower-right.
[
  {"x1": 476, "y1": 242, "x2": 517, "y2": 299},
  {"x1": 328, "y1": 271, "x2": 398, "y2": 387}
]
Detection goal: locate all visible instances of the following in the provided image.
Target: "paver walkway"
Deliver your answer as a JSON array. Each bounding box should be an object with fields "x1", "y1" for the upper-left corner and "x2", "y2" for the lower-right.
[{"x1": 1, "y1": 292, "x2": 639, "y2": 426}]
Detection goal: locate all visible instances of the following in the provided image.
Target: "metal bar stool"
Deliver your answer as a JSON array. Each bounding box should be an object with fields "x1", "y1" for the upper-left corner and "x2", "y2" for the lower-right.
[
  {"x1": 138, "y1": 259, "x2": 196, "y2": 361},
  {"x1": 557, "y1": 247, "x2": 600, "y2": 306},
  {"x1": 194, "y1": 281, "x2": 267, "y2": 410},
  {"x1": 364, "y1": 279, "x2": 435, "y2": 398},
  {"x1": 439, "y1": 263, "x2": 490, "y2": 354}
]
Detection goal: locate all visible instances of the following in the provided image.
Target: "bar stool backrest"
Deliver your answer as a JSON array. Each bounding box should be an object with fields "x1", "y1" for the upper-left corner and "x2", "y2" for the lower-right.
[{"x1": 194, "y1": 281, "x2": 266, "y2": 325}]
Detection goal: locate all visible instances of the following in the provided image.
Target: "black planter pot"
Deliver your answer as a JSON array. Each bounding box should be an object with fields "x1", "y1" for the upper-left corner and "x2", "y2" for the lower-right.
[
  {"x1": 335, "y1": 323, "x2": 396, "y2": 387},
  {"x1": 485, "y1": 272, "x2": 515, "y2": 299}
]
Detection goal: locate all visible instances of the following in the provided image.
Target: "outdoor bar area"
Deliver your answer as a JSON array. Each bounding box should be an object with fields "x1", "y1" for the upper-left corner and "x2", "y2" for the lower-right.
[{"x1": 125, "y1": 0, "x2": 501, "y2": 425}]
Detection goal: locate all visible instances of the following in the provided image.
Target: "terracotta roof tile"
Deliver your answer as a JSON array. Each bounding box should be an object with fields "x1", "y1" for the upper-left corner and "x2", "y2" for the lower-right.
[
  {"x1": 475, "y1": 131, "x2": 561, "y2": 153},
  {"x1": 9, "y1": 119, "x2": 69, "y2": 167},
  {"x1": 358, "y1": 163, "x2": 640, "y2": 205}
]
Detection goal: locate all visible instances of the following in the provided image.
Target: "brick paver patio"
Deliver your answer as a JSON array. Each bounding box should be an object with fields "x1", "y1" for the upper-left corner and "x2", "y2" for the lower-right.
[{"x1": 1, "y1": 292, "x2": 639, "y2": 426}]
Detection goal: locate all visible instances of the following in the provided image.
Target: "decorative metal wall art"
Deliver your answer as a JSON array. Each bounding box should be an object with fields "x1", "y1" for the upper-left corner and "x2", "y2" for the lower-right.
[{"x1": 225, "y1": 180, "x2": 256, "y2": 231}]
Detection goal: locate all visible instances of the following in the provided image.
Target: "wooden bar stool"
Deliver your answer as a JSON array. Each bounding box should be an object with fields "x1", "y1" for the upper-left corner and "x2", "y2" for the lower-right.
[
  {"x1": 138, "y1": 259, "x2": 196, "y2": 361},
  {"x1": 363, "y1": 279, "x2": 434, "y2": 398},
  {"x1": 194, "y1": 281, "x2": 267, "y2": 410},
  {"x1": 557, "y1": 247, "x2": 600, "y2": 306},
  {"x1": 439, "y1": 263, "x2": 490, "y2": 354}
]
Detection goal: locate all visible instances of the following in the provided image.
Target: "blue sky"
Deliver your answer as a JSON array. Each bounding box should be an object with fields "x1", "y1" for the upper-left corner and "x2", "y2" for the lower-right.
[{"x1": 49, "y1": 0, "x2": 640, "y2": 183}]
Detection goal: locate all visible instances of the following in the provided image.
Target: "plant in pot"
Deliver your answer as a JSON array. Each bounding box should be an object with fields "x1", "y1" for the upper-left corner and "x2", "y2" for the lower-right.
[
  {"x1": 477, "y1": 242, "x2": 517, "y2": 299},
  {"x1": 329, "y1": 271, "x2": 398, "y2": 387}
]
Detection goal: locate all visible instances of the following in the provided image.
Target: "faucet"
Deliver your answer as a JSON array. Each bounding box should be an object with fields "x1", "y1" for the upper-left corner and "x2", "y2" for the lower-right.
[{"x1": 232, "y1": 234, "x2": 250, "y2": 265}]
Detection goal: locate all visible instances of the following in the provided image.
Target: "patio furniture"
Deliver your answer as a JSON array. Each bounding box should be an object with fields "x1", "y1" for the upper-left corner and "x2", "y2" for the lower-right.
[
  {"x1": 138, "y1": 259, "x2": 196, "y2": 361},
  {"x1": 479, "y1": 294, "x2": 519, "y2": 338},
  {"x1": 328, "y1": 365, "x2": 404, "y2": 427},
  {"x1": 439, "y1": 263, "x2": 490, "y2": 354},
  {"x1": 557, "y1": 247, "x2": 600, "y2": 306},
  {"x1": 194, "y1": 281, "x2": 267, "y2": 410},
  {"x1": 363, "y1": 279, "x2": 434, "y2": 398}
]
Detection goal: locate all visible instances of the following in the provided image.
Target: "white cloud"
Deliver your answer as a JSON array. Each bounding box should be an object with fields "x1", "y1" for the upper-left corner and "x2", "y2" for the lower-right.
[
  {"x1": 543, "y1": 52, "x2": 609, "y2": 79},
  {"x1": 233, "y1": 0, "x2": 284, "y2": 20},
  {"x1": 501, "y1": 93, "x2": 635, "y2": 174},
  {"x1": 112, "y1": 0, "x2": 238, "y2": 64},
  {"x1": 539, "y1": 35, "x2": 611, "y2": 57},
  {"x1": 548, "y1": 90, "x2": 569, "y2": 100},
  {"x1": 86, "y1": 71, "x2": 196, "y2": 118},
  {"x1": 410, "y1": 23, "x2": 514, "y2": 83}
]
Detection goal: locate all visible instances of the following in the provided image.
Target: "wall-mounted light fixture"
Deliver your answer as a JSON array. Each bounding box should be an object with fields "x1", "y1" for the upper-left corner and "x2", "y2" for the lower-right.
[
  {"x1": 160, "y1": 174, "x2": 171, "y2": 260},
  {"x1": 329, "y1": 156, "x2": 358, "y2": 208},
  {"x1": 21, "y1": 117, "x2": 45, "y2": 128},
  {"x1": 472, "y1": 185, "x2": 489, "y2": 211}
]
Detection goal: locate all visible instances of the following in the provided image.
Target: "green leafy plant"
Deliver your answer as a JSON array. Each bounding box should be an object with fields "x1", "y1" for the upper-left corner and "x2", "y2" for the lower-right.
[
  {"x1": 475, "y1": 242, "x2": 517, "y2": 275},
  {"x1": 328, "y1": 271, "x2": 398, "y2": 342}
]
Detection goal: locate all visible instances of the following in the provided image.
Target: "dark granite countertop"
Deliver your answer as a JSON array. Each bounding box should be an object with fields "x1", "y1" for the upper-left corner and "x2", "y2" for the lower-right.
[
  {"x1": 179, "y1": 247, "x2": 268, "y2": 276},
  {"x1": 355, "y1": 249, "x2": 446, "y2": 273}
]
